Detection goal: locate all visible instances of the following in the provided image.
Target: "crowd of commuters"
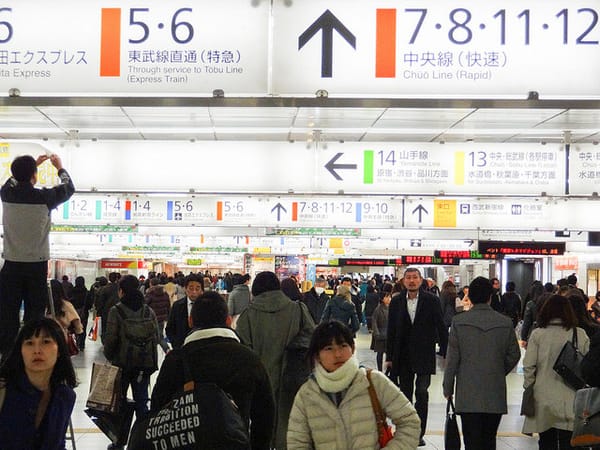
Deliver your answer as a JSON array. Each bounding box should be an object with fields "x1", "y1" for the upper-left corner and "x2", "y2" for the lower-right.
[{"x1": 4, "y1": 262, "x2": 600, "y2": 449}]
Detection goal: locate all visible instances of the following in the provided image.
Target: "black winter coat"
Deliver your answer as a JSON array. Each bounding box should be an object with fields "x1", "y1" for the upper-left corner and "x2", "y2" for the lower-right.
[
  {"x1": 386, "y1": 290, "x2": 448, "y2": 375},
  {"x1": 302, "y1": 289, "x2": 329, "y2": 324},
  {"x1": 144, "y1": 286, "x2": 171, "y2": 323},
  {"x1": 151, "y1": 329, "x2": 275, "y2": 450}
]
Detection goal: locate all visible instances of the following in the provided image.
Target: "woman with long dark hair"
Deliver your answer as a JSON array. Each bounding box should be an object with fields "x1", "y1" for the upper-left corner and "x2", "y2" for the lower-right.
[
  {"x1": 0, "y1": 318, "x2": 77, "y2": 449},
  {"x1": 70, "y1": 276, "x2": 91, "y2": 350},
  {"x1": 522, "y1": 295, "x2": 590, "y2": 449},
  {"x1": 49, "y1": 279, "x2": 83, "y2": 345}
]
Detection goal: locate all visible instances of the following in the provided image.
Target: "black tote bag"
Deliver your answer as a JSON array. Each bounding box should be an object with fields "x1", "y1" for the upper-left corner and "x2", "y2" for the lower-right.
[{"x1": 445, "y1": 398, "x2": 461, "y2": 450}]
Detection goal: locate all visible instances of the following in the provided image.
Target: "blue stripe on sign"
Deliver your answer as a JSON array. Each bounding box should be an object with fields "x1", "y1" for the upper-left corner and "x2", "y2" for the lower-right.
[
  {"x1": 355, "y1": 202, "x2": 362, "y2": 223},
  {"x1": 167, "y1": 201, "x2": 173, "y2": 220},
  {"x1": 125, "y1": 208, "x2": 131, "y2": 220}
]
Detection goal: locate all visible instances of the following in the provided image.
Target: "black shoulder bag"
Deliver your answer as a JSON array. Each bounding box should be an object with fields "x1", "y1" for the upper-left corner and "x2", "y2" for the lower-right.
[{"x1": 553, "y1": 327, "x2": 586, "y2": 390}]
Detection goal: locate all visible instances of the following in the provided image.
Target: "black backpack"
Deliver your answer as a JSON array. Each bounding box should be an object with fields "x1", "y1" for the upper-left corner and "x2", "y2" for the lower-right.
[
  {"x1": 128, "y1": 358, "x2": 250, "y2": 450},
  {"x1": 115, "y1": 303, "x2": 158, "y2": 374}
]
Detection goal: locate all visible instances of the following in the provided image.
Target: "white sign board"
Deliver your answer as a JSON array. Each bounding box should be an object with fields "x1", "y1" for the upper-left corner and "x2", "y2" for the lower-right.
[
  {"x1": 52, "y1": 194, "x2": 403, "y2": 229},
  {"x1": 314, "y1": 142, "x2": 565, "y2": 196},
  {"x1": 569, "y1": 144, "x2": 600, "y2": 195},
  {"x1": 0, "y1": 1, "x2": 268, "y2": 95},
  {"x1": 0, "y1": 141, "x2": 570, "y2": 197},
  {"x1": 272, "y1": 0, "x2": 600, "y2": 98},
  {"x1": 404, "y1": 197, "x2": 600, "y2": 230}
]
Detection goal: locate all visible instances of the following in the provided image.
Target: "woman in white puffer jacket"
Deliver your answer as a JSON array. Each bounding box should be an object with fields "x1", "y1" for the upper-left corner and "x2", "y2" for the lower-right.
[{"x1": 287, "y1": 320, "x2": 421, "y2": 450}]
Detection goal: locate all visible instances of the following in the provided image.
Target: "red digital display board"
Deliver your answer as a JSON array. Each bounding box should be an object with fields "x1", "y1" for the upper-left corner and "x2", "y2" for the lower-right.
[
  {"x1": 478, "y1": 241, "x2": 565, "y2": 256},
  {"x1": 335, "y1": 256, "x2": 461, "y2": 266},
  {"x1": 434, "y1": 250, "x2": 498, "y2": 260}
]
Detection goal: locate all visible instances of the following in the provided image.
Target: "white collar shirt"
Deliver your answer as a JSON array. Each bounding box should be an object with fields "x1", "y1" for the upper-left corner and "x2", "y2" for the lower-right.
[{"x1": 406, "y1": 292, "x2": 419, "y2": 323}]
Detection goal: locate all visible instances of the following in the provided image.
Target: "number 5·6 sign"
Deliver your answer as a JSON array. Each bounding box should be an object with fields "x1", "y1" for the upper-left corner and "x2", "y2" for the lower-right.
[
  {"x1": 272, "y1": 0, "x2": 600, "y2": 98},
  {"x1": 0, "y1": 0, "x2": 269, "y2": 95}
]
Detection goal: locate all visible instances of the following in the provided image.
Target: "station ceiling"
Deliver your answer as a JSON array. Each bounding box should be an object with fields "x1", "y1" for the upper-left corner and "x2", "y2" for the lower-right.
[{"x1": 0, "y1": 96, "x2": 599, "y2": 144}]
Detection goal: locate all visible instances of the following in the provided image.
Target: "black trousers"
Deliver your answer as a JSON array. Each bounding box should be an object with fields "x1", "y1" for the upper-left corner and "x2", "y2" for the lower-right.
[
  {"x1": 460, "y1": 413, "x2": 502, "y2": 450},
  {"x1": 0, "y1": 260, "x2": 48, "y2": 356},
  {"x1": 538, "y1": 428, "x2": 573, "y2": 450},
  {"x1": 397, "y1": 366, "x2": 431, "y2": 438}
]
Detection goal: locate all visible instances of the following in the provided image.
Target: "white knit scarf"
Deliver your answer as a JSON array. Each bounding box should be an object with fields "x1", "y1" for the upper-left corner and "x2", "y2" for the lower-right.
[{"x1": 313, "y1": 356, "x2": 359, "y2": 393}]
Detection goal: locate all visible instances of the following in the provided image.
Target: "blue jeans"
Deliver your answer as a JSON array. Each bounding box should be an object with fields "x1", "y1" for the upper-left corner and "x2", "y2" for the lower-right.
[{"x1": 120, "y1": 370, "x2": 150, "y2": 421}]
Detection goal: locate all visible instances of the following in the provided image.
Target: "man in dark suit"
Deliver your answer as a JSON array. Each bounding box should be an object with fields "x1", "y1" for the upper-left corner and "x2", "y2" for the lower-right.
[
  {"x1": 386, "y1": 268, "x2": 448, "y2": 446},
  {"x1": 165, "y1": 273, "x2": 204, "y2": 349}
]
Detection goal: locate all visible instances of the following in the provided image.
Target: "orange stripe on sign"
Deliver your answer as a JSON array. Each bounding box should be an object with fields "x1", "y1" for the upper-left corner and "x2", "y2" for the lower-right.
[
  {"x1": 100, "y1": 8, "x2": 121, "y2": 77},
  {"x1": 292, "y1": 202, "x2": 298, "y2": 221},
  {"x1": 376, "y1": 9, "x2": 396, "y2": 78},
  {"x1": 216, "y1": 201, "x2": 223, "y2": 221}
]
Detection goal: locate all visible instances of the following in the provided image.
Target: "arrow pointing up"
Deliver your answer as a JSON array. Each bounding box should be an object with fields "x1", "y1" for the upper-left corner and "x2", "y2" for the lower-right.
[
  {"x1": 412, "y1": 204, "x2": 429, "y2": 223},
  {"x1": 298, "y1": 10, "x2": 356, "y2": 78},
  {"x1": 271, "y1": 203, "x2": 287, "y2": 221},
  {"x1": 325, "y1": 152, "x2": 357, "y2": 181}
]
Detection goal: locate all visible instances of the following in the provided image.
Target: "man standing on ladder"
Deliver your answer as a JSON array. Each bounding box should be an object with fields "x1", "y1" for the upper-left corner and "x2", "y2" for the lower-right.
[{"x1": 0, "y1": 153, "x2": 75, "y2": 360}]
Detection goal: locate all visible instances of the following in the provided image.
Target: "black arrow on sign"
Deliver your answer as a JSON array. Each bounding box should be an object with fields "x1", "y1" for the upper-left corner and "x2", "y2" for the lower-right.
[
  {"x1": 412, "y1": 204, "x2": 429, "y2": 223},
  {"x1": 298, "y1": 10, "x2": 356, "y2": 78},
  {"x1": 271, "y1": 203, "x2": 287, "y2": 221},
  {"x1": 325, "y1": 152, "x2": 357, "y2": 181}
]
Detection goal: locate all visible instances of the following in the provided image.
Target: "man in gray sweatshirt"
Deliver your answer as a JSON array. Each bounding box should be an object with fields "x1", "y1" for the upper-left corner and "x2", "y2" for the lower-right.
[{"x1": 0, "y1": 153, "x2": 74, "y2": 357}]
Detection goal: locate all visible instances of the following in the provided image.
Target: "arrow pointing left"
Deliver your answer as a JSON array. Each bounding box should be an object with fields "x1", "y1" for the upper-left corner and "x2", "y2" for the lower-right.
[
  {"x1": 271, "y1": 203, "x2": 287, "y2": 221},
  {"x1": 325, "y1": 152, "x2": 357, "y2": 181},
  {"x1": 298, "y1": 10, "x2": 356, "y2": 78}
]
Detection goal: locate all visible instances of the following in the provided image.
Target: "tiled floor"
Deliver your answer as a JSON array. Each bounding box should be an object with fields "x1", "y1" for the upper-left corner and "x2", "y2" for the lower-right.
[{"x1": 68, "y1": 326, "x2": 539, "y2": 449}]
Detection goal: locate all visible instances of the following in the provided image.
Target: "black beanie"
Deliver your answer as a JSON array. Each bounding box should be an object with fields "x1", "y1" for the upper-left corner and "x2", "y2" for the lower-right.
[{"x1": 251, "y1": 271, "x2": 280, "y2": 296}]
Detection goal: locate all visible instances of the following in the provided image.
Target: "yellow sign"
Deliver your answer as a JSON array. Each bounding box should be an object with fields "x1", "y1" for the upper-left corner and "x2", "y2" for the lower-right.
[
  {"x1": 253, "y1": 256, "x2": 275, "y2": 262},
  {"x1": 454, "y1": 152, "x2": 465, "y2": 185},
  {"x1": 253, "y1": 247, "x2": 271, "y2": 254},
  {"x1": 0, "y1": 143, "x2": 10, "y2": 182},
  {"x1": 329, "y1": 238, "x2": 343, "y2": 248},
  {"x1": 434, "y1": 200, "x2": 457, "y2": 227}
]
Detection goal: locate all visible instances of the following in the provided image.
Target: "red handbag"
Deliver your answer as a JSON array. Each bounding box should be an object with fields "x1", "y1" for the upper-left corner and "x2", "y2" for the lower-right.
[
  {"x1": 366, "y1": 369, "x2": 394, "y2": 448},
  {"x1": 67, "y1": 333, "x2": 79, "y2": 356}
]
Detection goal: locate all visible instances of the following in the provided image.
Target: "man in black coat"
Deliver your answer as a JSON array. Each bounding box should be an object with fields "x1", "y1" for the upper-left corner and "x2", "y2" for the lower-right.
[
  {"x1": 386, "y1": 268, "x2": 448, "y2": 446},
  {"x1": 151, "y1": 291, "x2": 275, "y2": 449},
  {"x1": 302, "y1": 277, "x2": 330, "y2": 324},
  {"x1": 165, "y1": 273, "x2": 203, "y2": 349},
  {"x1": 490, "y1": 277, "x2": 503, "y2": 313}
]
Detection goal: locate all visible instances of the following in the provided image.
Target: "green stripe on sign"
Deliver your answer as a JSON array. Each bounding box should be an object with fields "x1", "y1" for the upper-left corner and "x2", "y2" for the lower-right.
[
  {"x1": 364, "y1": 150, "x2": 374, "y2": 184},
  {"x1": 95, "y1": 200, "x2": 102, "y2": 220},
  {"x1": 63, "y1": 201, "x2": 69, "y2": 219}
]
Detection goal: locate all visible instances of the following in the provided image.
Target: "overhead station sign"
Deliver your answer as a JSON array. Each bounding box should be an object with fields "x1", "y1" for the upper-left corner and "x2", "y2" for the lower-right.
[
  {"x1": 53, "y1": 194, "x2": 403, "y2": 229},
  {"x1": 273, "y1": 0, "x2": 600, "y2": 97},
  {"x1": 316, "y1": 142, "x2": 565, "y2": 196},
  {"x1": 48, "y1": 193, "x2": 600, "y2": 231},
  {"x1": 569, "y1": 144, "x2": 600, "y2": 195},
  {"x1": 58, "y1": 141, "x2": 567, "y2": 196},
  {"x1": 0, "y1": 1, "x2": 268, "y2": 94},
  {"x1": 0, "y1": 0, "x2": 598, "y2": 97}
]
